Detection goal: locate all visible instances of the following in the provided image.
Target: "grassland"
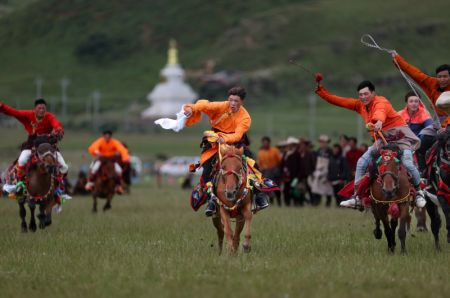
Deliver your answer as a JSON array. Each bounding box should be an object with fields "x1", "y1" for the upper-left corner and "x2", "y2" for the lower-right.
[{"x1": 0, "y1": 182, "x2": 449, "y2": 298}]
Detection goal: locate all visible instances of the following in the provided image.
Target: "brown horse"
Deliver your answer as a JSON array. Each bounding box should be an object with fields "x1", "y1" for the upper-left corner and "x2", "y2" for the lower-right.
[
  {"x1": 92, "y1": 157, "x2": 117, "y2": 212},
  {"x1": 370, "y1": 144, "x2": 413, "y2": 254},
  {"x1": 18, "y1": 143, "x2": 58, "y2": 232},
  {"x1": 211, "y1": 145, "x2": 253, "y2": 254}
]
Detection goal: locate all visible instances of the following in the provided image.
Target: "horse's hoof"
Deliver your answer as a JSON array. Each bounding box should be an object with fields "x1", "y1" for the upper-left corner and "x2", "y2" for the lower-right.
[
  {"x1": 243, "y1": 245, "x2": 251, "y2": 253},
  {"x1": 21, "y1": 225, "x2": 28, "y2": 233},
  {"x1": 447, "y1": 236, "x2": 450, "y2": 244},
  {"x1": 92, "y1": 208, "x2": 97, "y2": 213},
  {"x1": 373, "y1": 229, "x2": 382, "y2": 240},
  {"x1": 435, "y1": 243, "x2": 441, "y2": 252},
  {"x1": 103, "y1": 205, "x2": 111, "y2": 211},
  {"x1": 45, "y1": 220, "x2": 52, "y2": 227},
  {"x1": 39, "y1": 222, "x2": 46, "y2": 230}
]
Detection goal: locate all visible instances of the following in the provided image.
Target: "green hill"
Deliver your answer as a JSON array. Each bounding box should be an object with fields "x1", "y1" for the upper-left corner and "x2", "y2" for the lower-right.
[{"x1": 0, "y1": 0, "x2": 448, "y2": 138}]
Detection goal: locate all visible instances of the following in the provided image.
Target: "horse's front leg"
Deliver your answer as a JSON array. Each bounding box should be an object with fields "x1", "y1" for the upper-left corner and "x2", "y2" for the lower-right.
[
  {"x1": 398, "y1": 205, "x2": 410, "y2": 254},
  {"x1": 28, "y1": 199, "x2": 37, "y2": 232},
  {"x1": 103, "y1": 194, "x2": 112, "y2": 211},
  {"x1": 219, "y1": 206, "x2": 234, "y2": 254},
  {"x1": 232, "y1": 216, "x2": 245, "y2": 252},
  {"x1": 212, "y1": 215, "x2": 224, "y2": 255},
  {"x1": 19, "y1": 200, "x2": 28, "y2": 233},
  {"x1": 38, "y1": 202, "x2": 46, "y2": 229},
  {"x1": 242, "y1": 201, "x2": 253, "y2": 253},
  {"x1": 426, "y1": 199, "x2": 441, "y2": 251},
  {"x1": 92, "y1": 194, "x2": 98, "y2": 213},
  {"x1": 438, "y1": 196, "x2": 450, "y2": 243}
]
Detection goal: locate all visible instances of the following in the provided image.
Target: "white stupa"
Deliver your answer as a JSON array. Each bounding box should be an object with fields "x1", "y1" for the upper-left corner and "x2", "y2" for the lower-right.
[{"x1": 141, "y1": 40, "x2": 197, "y2": 119}]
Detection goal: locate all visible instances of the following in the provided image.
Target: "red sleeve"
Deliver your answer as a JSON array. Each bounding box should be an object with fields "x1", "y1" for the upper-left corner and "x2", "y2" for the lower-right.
[
  {"x1": 315, "y1": 85, "x2": 360, "y2": 111},
  {"x1": 0, "y1": 102, "x2": 30, "y2": 121},
  {"x1": 46, "y1": 113, "x2": 63, "y2": 132}
]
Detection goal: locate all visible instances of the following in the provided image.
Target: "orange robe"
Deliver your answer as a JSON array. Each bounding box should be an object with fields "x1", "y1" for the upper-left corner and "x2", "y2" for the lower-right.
[
  {"x1": 394, "y1": 54, "x2": 450, "y2": 125},
  {"x1": 257, "y1": 147, "x2": 281, "y2": 170},
  {"x1": 184, "y1": 100, "x2": 251, "y2": 165},
  {"x1": 88, "y1": 137, "x2": 130, "y2": 162},
  {"x1": 316, "y1": 86, "x2": 406, "y2": 138}
]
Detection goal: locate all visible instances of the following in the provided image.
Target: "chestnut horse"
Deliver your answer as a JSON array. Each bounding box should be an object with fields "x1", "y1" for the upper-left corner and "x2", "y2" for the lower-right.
[
  {"x1": 18, "y1": 143, "x2": 58, "y2": 232},
  {"x1": 92, "y1": 157, "x2": 117, "y2": 212},
  {"x1": 370, "y1": 144, "x2": 413, "y2": 254},
  {"x1": 211, "y1": 145, "x2": 253, "y2": 254}
]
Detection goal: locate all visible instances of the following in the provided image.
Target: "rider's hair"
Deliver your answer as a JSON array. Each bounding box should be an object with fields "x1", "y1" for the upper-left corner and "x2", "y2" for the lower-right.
[
  {"x1": 103, "y1": 130, "x2": 113, "y2": 136},
  {"x1": 357, "y1": 80, "x2": 375, "y2": 92},
  {"x1": 261, "y1": 136, "x2": 271, "y2": 143},
  {"x1": 34, "y1": 98, "x2": 47, "y2": 106},
  {"x1": 228, "y1": 86, "x2": 246, "y2": 100},
  {"x1": 436, "y1": 64, "x2": 450, "y2": 75},
  {"x1": 404, "y1": 90, "x2": 419, "y2": 102}
]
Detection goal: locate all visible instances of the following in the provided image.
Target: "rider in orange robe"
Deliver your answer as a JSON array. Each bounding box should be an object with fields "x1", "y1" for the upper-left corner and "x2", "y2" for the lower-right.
[
  {"x1": 316, "y1": 80, "x2": 425, "y2": 209},
  {"x1": 85, "y1": 130, "x2": 130, "y2": 194},
  {"x1": 183, "y1": 86, "x2": 268, "y2": 216}
]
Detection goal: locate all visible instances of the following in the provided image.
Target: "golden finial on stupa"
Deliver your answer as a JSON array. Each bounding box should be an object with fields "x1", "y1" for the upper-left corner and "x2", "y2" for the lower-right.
[{"x1": 168, "y1": 39, "x2": 178, "y2": 65}]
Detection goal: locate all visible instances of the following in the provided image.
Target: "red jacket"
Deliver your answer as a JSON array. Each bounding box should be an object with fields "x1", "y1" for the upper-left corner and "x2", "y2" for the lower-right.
[{"x1": 0, "y1": 102, "x2": 63, "y2": 135}]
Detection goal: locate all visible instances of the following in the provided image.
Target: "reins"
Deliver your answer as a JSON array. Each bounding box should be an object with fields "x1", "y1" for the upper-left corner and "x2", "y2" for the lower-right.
[{"x1": 361, "y1": 34, "x2": 441, "y2": 127}]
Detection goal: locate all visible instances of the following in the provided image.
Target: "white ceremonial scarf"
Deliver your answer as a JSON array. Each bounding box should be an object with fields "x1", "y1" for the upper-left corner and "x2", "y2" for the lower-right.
[{"x1": 154, "y1": 108, "x2": 187, "y2": 132}]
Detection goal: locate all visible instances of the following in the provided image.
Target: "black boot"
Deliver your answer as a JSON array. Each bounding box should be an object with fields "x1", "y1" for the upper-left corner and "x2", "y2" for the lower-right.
[
  {"x1": 254, "y1": 191, "x2": 269, "y2": 211},
  {"x1": 205, "y1": 196, "x2": 216, "y2": 217}
]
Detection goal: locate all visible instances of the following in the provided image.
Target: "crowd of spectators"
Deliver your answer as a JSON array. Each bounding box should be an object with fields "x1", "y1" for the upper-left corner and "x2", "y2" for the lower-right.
[{"x1": 257, "y1": 134, "x2": 368, "y2": 207}]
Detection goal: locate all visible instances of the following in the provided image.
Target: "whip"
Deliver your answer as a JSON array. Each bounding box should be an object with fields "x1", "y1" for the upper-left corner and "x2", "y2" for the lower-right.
[{"x1": 360, "y1": 34, "x2": 441, "y2": 127}]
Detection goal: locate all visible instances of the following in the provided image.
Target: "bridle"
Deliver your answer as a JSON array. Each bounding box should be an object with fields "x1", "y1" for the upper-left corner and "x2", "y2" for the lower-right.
[
  {"x1": 376, "y1": 149, "x2": 401, "y2": 193},
  {"x1": 218, "y1": 149, "x2": 246, "y2": 202}
]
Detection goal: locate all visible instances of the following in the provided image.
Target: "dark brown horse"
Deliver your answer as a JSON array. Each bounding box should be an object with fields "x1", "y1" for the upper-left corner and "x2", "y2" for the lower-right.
[
  {"x1": 210, "y1": 145, "x2": 253, "y2": 254},
  {"x1": 18, "y1": 143, "x2": 58, "y2": 232},
  {"x1": 92, "y1": 157, "x2": 117, "y2": 212},
  {"x1": 370, "y1": 145, "x2": 413, "y2": 254}
]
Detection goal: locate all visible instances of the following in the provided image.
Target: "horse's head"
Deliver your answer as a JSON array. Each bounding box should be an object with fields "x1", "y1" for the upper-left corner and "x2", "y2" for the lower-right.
[
  {"x1": 36, "y1": 143, "x2": 57, "y2": 174},
  {"x1": 375, "y1": 146, "x2": 401, "y2": 199},
  {"x1": 218, "y1": 145, "x2": 244, "y2": 202}
]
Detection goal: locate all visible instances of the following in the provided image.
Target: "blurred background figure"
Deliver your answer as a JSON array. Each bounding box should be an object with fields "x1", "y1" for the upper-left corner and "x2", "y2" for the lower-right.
[
  {"x1": 297, "y1": 138, "x2": 315, "y2": 206},
  {"x1": 339, "y1": 134, "x2": 351, "y2": 157},
  {"x1": 280, "y1": 137, "x2": 300, "y2": 207},
  {"x1": 309, "y1": 134, "x2": 333, "y2": 207},
  {"x1": 345, "y1": 137, "x2": 364, "y2": 180},
  {"x1": 257, "y1": 136, "x2": 282, "y2": 206},
  {"x1": 328, "y1": 144, "x2": 350, "y2": 206}
]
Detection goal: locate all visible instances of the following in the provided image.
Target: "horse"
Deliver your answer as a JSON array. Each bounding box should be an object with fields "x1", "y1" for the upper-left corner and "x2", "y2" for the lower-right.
[
  {"x1": 17, "y1": 142, "x2": 58, "y2": 232},
  {"x1": 210, "y1": 145, "x2": 253, "y2": 254},
  {"x1": 91, "y1": 157, "x2": 117, "y2": 212},
  {"x1": 370, "y1": 144, "x2": 413, "y2": 254},
  {"x1": 423, "y1": 131, "x2": 450, "y2": 245}
]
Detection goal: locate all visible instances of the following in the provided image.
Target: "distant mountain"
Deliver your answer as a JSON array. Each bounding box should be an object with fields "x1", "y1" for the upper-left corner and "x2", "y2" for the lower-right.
[{"x1": 0, "y1": 0, "x2": 448, "y2": 115}]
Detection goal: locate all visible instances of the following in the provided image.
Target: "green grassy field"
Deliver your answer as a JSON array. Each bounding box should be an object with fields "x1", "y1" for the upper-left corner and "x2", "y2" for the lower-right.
[{"x1": 0, "y1": 182, "x2": 449, "y2": 298}]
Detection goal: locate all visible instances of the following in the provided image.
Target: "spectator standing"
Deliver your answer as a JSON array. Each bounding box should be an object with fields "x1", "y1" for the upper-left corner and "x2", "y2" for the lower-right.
[
  {"x1": 280, "y1": 137, "x2": 300, "y2": 206},
  {"x1": 309, "y1": 135, "x2": 334, "y2": 206},
  {"x1": 328, "y1": 144, "x2": 350, "y2": 206},
  {"x1": 345, "y1": 137, "x2": 364, "y2": 179},
  {"x1": 257, "y1": 136, "x2": 282, "y2": 206}
]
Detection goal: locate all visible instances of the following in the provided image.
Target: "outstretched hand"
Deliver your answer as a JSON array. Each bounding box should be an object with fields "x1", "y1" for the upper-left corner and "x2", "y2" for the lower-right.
[
  {"x1": 184, "y1": 107, "x2": 193, "y2": 118},
  {"x1": 390, "y1": 50, "x2": 398, "y2": 58}
]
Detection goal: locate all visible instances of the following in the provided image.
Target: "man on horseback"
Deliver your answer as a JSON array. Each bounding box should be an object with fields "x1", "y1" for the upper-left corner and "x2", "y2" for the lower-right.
[
  {"x1": 315, "y1": 80, "x2": 426, "y2": 209},
  {"x1": 184, "y1": 86, "x2": 269, "y2": 216},
  {"x1": 85, "y1": 130, "x2": 129, "y2": 194},
  {"x1": 0, "y1": 98, "x2": 70, "y2": 199}
]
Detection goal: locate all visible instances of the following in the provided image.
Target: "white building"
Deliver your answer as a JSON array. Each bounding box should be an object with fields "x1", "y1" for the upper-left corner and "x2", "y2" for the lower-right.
[{"x1": 141, "y1": 40, "x2": 197, "y2": 119}]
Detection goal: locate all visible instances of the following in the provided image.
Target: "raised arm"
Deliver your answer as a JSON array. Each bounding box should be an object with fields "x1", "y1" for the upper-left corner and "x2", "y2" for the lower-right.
[
  {"x1": 0, "y1": 102, "x2": 29, "y2": 121},
  {"x1": 184, "y1": 100, "x2": 227, "y2": 127},
  {"x1": 315, "y1": 85, "x2": 360, "y2": 112},
  {"x1": 392, "y1": 53, "x2": 435, "y2": 90}
]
